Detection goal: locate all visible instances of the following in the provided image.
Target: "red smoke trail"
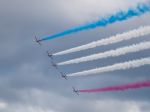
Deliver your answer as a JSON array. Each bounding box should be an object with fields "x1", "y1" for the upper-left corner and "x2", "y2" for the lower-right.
[{"x1": 79, "y1": 81, "x2": 150, "y2": 93}]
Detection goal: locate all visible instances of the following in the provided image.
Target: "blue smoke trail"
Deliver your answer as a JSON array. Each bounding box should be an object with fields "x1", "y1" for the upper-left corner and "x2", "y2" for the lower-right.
[{"x1": 42, "y1": 3, "x2": 150, "y2": 41}]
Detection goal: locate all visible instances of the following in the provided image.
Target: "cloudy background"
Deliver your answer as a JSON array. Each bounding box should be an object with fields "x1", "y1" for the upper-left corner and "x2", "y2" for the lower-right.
[{"x1": 0, "y1": 0, "x2": 150, "y2": 112}]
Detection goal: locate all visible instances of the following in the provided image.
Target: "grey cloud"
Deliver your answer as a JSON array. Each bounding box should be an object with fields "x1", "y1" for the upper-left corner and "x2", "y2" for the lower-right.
[{"x1": 0, "y1": 0, "x2": 150, "y2": 112}]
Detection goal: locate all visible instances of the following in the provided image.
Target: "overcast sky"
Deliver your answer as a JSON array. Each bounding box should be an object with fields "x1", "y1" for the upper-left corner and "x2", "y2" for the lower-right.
[{"x1": 0, "y1": 0, "x2": 150, "y2": 112}]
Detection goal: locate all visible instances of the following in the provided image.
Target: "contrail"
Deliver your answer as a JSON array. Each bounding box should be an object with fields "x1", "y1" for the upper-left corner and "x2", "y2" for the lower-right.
[
  {"x1": 54, "y1": 26, "x2": 150, "y2": 56},
  {"x1": 67, "y1": 57, "x2": 150, "y2": 77},
  {"x1": 78, "y1": 80, "x2": 150, "y2": 93},
  {"x1": 41, "y1": 3, "x2": 150, "y2": 41},
  {"x1": 57, "y1": 41, "x2": 150, "y2": 65}
]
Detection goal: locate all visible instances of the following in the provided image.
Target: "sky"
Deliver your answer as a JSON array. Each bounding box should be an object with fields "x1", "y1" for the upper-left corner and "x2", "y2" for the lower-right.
[{"x1": 0, "y1": 0, "x2": 150, "y2": 112}]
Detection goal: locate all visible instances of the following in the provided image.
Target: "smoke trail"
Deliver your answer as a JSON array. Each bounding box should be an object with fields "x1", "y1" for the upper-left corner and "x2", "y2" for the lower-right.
[
  {"x1": 41, "y1": 3, "x2": 150, "y2": 41},
  {"x1": 78, "y1": 80, "x2": 150, "y2": 93},
  {"x1": 67, "y1": 57, "x2": 150, "y2": 77},
  {"x1": 54, "y1": 26, "x2": 150, "y2": 56},
  {"x1": 57, "y1": 41, "x2": 150, "y2": 65}
]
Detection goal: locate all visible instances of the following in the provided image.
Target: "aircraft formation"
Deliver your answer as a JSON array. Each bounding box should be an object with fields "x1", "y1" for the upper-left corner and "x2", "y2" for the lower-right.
[
  {"x1": 34, "y1": 2, "x2": 150, "y2": 95},
  {"x1": 35, "y1": 37, "x2": 80, "y2": 95}
]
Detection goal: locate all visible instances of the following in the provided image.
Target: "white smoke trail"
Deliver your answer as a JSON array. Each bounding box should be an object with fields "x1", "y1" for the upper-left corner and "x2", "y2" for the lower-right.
[
  {"x1": 54, "y1": 26, "x2": 150, "y2": 56},
  {"x1": 67, "y1": 57, "x2": 150, "y2": 77},
  {"x1": 57, "y1": 41, "x2": 150, "y2": 65}
]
